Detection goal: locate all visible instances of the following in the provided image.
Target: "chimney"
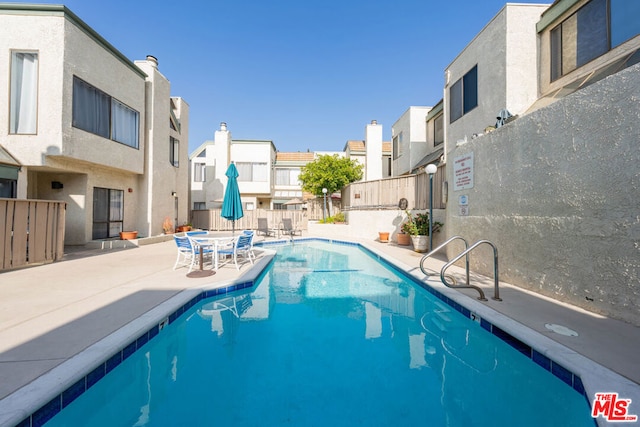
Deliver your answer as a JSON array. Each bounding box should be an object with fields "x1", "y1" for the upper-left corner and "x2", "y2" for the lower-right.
[
  {"x1": 220, "y1": 122, "x2": 227, "y2": 131},
  {"x1": 146, "y1": 55, "x2": 158, "y2": 68}
]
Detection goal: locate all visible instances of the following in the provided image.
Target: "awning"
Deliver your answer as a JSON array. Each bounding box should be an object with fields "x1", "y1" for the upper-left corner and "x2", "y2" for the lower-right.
[{"x1": 0, "y1": 145, "x2": 20, "y2": 180}]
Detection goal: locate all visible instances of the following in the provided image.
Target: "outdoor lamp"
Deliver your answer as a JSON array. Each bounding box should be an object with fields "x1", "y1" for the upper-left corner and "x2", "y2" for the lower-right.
[
  {"x1": 426, "y1": 164, "x2": 438, "y2": 252},
  {"x1": 322, "y1": 188, "x2": 328, "y2": 222}
]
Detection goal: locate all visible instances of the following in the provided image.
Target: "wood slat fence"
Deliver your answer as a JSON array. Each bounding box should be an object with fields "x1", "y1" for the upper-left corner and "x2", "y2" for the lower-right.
[
  {"x1": 191, "y1": 209, "x2": 307, "y2": 232},
  {"x1": 1, "y1": 198, "x2": 66, "y2": 271},
  {"x1": 342, "y1": 166, "x2": 446, "y2": 211}
]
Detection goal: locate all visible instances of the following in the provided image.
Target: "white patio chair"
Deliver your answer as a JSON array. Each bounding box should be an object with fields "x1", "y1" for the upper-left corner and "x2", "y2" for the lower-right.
[
  {"x1": 217, "y1": 234, "x2": 255, "y2": 270},
  {"x1": 173, "y1": 235, "x2": 212, "y2": 272}
]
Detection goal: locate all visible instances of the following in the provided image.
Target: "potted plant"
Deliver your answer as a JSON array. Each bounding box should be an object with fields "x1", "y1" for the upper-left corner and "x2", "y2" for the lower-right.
[
  {"x1": 378, "y1": 231, "x2": 390, "y2": 243},
  {"x1": 119, "y1": 230, "x2": 138, "y2": 240},
  {"x1": 402, "y1": 210, "x2": 443, "y2": 253},
  {"x1": 162, "y1": 216, "x2": 174, "y2": 234},
  {"x1": 175, "y1": 222, "x2": 192, "y2": 233}
]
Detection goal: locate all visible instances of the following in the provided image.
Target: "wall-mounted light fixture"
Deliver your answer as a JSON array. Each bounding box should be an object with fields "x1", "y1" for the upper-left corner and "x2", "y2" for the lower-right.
[
  {"x1": 128, "y1": 188, "x2": 133, "y2": 193},
  {"x1": 171, "y1": 191, "x2": 177, "y2": 197}
]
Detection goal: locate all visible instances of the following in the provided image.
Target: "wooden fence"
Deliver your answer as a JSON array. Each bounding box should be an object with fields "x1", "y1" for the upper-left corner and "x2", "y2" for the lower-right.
[
  {"x1": 191, "y1": 209, "x2": 308, "y2": 232},
  {"x1": 342, "y1": 166, "x2": 446, "y2": 211},
  {"x1": 1, "y1": 199, "x2": 66, "y2": 271}
]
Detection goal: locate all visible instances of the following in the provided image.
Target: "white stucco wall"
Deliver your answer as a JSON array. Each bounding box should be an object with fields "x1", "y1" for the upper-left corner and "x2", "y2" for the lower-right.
[
  {"x1": 444, "y1": 4, "x2": 547, "y2": 158},
  {"x1": 365, "y1": 122, "x2": 383, "y2": 181},
  {"x1": 392, "y1": 107, "x2": 431, "y2": 175},
  {"x1": 230, "y1": 141, "x2": 274, "y2": 195},
  {"x1": 445, "y1": 63, "x2": 640, "y2": 325}
]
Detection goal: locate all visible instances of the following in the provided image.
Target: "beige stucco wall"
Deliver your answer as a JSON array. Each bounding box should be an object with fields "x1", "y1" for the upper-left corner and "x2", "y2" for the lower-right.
[
  {"x1": 135, "y1": 60, "x2": 190, "y2": 236},
  {"x1": 0, "y1": 14, "x2": 66, "y2": 164},
  {"x1": 62, "y1": 19, "x2": 146, "y2": 173},
  {"x1": 445, "y1": 63, "x2": 640, "y2": 325}
]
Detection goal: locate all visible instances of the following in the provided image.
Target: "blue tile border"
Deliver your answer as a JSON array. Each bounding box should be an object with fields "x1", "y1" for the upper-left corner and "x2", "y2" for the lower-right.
[
  {"x1": 15, "y1": 279, "x2": 258, "y2": 427},
  {"x1": 16, "y1": 238, "x2": 590, "y2": 426},
  {"x1": 357, "y1": 240, "x2": 590, "y2": 402}
]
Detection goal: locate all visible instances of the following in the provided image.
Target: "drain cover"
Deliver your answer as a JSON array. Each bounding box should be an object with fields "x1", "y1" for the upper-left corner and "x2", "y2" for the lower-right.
[{"x1": 544, "y1": 323, "x2": 578, "y2": 337}]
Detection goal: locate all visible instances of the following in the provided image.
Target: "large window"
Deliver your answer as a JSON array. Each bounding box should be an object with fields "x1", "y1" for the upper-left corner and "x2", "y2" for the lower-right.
[
  {"x1": 275, "y1": 168, "x2": 300, "y2": 186},
  {"x1": 236, "y1": 162, "x2": 268, "y2": 182},
  {"x1": 72, "y1": 76, "x2": 139, "y2": 148},
  {"x1": 550, "y1": 0, "x2": 640, "y2": 81},
  {"x1": 92, "y1": 187, "x2": 123, "y2": 239},
  {"x1": 193, "y1": 163, "x2": 206, "y2": 182},
  {"x1": 10, "y1": 51, "x2": 38, "y2": 134},
  {"x1": 170, "y1": 137, "x2": 179, "y2": 167},
  {"x1": 449, "y1": 65, "x2": 478, "y2": 123}
]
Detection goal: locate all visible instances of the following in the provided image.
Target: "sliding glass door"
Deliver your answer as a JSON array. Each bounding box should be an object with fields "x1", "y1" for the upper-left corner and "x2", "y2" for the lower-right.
[{"x1": 92, "y1": 187, "x2": 123, "y2": 239}]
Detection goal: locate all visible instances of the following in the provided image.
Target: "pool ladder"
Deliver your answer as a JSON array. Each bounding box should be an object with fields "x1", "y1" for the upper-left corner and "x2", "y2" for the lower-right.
[{"x1": 419, "y1": 235, "x2": 502, "y2": 301}]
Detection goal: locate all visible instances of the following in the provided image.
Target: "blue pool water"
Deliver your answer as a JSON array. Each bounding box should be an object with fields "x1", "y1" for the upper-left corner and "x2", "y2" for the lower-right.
[{"x1": 45, "y1": 240, "x2": 594, "y2": 426}]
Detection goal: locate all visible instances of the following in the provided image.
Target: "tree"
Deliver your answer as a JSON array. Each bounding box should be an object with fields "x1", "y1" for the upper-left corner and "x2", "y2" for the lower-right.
[{"x1": 298, "y1": 154, "x2": 363, "y2": 196}]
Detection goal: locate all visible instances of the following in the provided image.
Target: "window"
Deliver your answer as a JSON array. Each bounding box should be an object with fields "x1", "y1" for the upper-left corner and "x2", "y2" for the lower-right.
[
  {"x1": 112, "y1": 99, "x2": 139, "y2": 147},
  {"x1": 193, "y1": 202, "x2": 206, "y2": 210},
  {"x1": 434, "y1": 114, "x2": 444, "y2": 146},
  {"x1": 392, "y1": 132, "x2": 403, "y2": 160},
  {"x1": 170, "y1": 137, "x2": 179, "y2": 167},
  {"x1": 550, "y1": 0, "x2": 640, "y2": 81},
  {"x1": 72, "y1": 76, "x2": 139, "y2": 148},
  {"x1": 193, "y1": 163, "x2": 206, "y2": 182},
  {"x1": 449, "y1": 65, "x2": 478, "y2": 123},
  {"x1": 236, "y1": 162, "x2": 268, "y2": 182},
  {"x1": 92, "y1": 187, "x2": 123, "y2": 239},
  {"x1": 611, "y1": 0, "x2": 640, "y2": 47},
  {"x1": 10, "y1": 51, "x2": 38, "y2": 134},
  {"x1": 275, "y1": 168, "x2": 300, "y2": 186}
]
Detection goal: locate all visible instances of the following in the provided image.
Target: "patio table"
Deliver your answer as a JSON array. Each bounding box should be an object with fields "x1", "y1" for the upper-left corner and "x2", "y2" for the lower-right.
[{"x1": 187, "y1": 234, "x2": 236, "y2": 277}]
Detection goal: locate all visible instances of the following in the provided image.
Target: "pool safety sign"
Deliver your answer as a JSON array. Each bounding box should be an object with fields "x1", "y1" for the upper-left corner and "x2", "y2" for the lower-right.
[
  {"x1": 458, "y1": 195, "x2": 469, "y2": 216},
  {"x1": 453, "y1": 152, "x2": 474, "y2": 191}
]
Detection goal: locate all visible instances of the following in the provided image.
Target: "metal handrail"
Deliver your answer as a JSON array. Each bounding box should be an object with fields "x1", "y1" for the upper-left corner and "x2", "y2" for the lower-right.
[
  {"x1": 420, "y1": 235, "x2": 470, "y2": 286},
  {"x1": 441, "y1": 240, "x2": 502, "y2": 301}
]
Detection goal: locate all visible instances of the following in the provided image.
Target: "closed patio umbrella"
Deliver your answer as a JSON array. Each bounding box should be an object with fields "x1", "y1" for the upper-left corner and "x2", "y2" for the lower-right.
[{"x1": 221, "y1": 162, "x2": 243, "y2": 234}]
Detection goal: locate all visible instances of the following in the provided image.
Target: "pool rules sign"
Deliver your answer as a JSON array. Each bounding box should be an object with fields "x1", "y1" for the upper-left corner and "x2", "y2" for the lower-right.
[{"x1": 453, "y1": 152, "x2": 474, "y2": 191}]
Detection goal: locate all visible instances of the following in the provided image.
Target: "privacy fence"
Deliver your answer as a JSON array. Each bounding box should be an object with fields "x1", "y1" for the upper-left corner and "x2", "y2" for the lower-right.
[
  {"x1": 342, "y1": 167, "x2": 446, "y2": 211},
  {"x1": 1, "y1": 199, "x2": 66, "y2": 271},
  {"x1": 191, "y1": 209, "x2": 307, "y2": 231}
]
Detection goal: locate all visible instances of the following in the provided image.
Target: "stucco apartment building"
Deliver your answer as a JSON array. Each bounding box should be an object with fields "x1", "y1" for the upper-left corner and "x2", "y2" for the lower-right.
[
  {"x1": 190, "y1": 120, "x2": 391, "y2": 212},
  {"x1": 441, "y1": 0, "x2": 640, "y2": 323},
  {"x1": 0, "y1": 4, "x2": 189, "y2": 244}
]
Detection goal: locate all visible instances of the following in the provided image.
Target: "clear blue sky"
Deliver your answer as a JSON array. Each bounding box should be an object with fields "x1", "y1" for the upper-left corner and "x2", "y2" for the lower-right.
[{"x1": 36, "y1": 0, "x2": 548, "y2": 154}]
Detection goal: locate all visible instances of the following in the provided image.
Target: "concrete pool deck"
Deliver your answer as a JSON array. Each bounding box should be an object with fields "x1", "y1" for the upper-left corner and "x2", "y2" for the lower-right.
[{"x1": 0, "y1": 231, "x2": 639, "y2": 426}]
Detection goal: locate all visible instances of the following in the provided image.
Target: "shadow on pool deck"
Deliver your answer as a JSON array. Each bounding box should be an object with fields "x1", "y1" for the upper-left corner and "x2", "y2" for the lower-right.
[{"x1": 0, "y1": 231, "x2": 639, "y2": 426}]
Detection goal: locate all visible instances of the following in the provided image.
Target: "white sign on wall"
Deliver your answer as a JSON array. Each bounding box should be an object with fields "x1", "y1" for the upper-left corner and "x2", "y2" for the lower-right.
[{"x1": 453, "y1": 152, "x2": 474, "y2": 191}]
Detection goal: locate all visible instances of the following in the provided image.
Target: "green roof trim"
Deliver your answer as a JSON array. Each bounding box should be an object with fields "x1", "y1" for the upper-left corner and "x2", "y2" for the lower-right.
[
  {"x1": 426, "y1": 100, "x2": 444, "y2": 121},
  {"x1": 537, "y1": 0, "x2": 580, "y2": 33},
  {"x1": 0, "y1": 3, "x2": 147, "y2": 79}
]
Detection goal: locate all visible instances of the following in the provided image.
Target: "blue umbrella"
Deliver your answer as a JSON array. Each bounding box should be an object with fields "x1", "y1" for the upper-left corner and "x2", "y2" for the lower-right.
[{"x1": 221, "y1": 162, "x2": 244, "y2": 234}]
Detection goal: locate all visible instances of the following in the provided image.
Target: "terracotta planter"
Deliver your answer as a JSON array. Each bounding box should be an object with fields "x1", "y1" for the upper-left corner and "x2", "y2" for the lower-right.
[
  {"x1": 119, "y1": 231, "x2": 138, "y2": 240},
  {"x1": 176, "y1": 225, "x2": 192, "y2": 232},
  {"x1": 397, "y1": 232, "x2": 411, "y2": 246},
  {"x1": 378, "y1": 232, "x2": 389, "y2": 243}
]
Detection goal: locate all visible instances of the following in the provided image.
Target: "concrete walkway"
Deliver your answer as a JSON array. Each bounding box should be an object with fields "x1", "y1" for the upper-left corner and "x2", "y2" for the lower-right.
[{"x1": 1, "y1": 231, "x2": 639, "y2": 426}]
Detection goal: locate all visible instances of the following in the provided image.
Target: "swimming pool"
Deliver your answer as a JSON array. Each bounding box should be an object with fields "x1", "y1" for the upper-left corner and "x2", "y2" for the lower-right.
[{"x1": 40, "y1": 240, "x2": 594, "y2": 426}]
